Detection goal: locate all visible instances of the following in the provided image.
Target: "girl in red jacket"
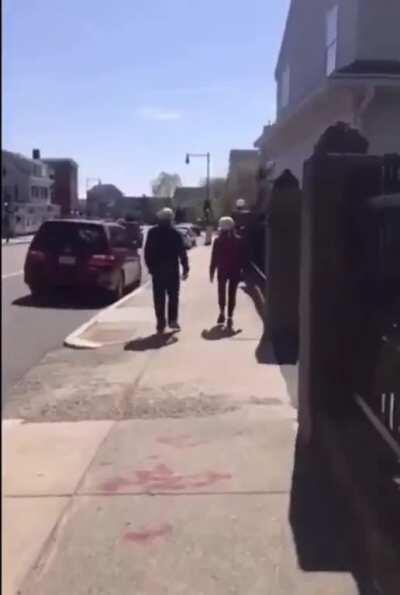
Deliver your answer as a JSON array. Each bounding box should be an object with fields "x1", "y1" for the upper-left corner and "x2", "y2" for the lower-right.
[{"x1": 209, "y1": 217, "x2": 246, "y2": 330}]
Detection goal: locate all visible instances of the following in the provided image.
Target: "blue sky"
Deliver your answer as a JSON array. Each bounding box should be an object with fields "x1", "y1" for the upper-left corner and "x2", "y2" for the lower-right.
[{"x1": 3, "y1": 0, "x2": 289, "y2": 196}]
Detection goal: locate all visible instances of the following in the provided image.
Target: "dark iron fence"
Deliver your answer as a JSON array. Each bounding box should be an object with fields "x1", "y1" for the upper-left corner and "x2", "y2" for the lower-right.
[
  {"x1": 244, "y1": 215, "x2": 267, "y2": 277},
  {"x1": 355, "y1": 309, "x2": 400, "y2": 456},
  {"x1": 351, "y1": 155, "x2": 400, "y2": 454}
]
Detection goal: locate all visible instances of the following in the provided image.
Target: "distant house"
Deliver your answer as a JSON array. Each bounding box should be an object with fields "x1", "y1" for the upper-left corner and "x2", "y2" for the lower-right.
[
  {"x1": 173, "y1": 187, "x2": 207, "y2": 222},
  {"x1": 86, "y1": 184, "x2": 124, "y2": 218},
  {"x1": 2, "y1": 149, "x2": 59, "y2": 235},
  {"x1": 113, "y1": 196, "x2": 172, "y2": 223},
  {"x1": 78, "y1": 199, "x2": 87, "y2": 215},
  {"x1": 114, "y1": 196, "x2": 143, "y2": 220},
  {"x1": 43, "y1": 156, "x2": 79, "y2": 216},
  {"x1": 255, "y1": 0, "x2": 400, "y2": 184},
  {"x1": 224, "y1": 150, "x2": 260, "y2": 213}
]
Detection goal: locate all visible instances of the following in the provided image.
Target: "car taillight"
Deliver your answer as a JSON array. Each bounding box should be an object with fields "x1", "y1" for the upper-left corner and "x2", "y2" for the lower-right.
[
  {"x1": 88, "y1": 254, "x2": 116, "y2": 267},
  {"x1": 28, "y1": 250, "x2": 46, "y2": 262}
]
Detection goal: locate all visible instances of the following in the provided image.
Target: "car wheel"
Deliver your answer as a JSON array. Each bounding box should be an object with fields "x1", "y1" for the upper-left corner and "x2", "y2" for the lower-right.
[{"x1": 29, "y1": 286, "x2": 48, "y2": 305}]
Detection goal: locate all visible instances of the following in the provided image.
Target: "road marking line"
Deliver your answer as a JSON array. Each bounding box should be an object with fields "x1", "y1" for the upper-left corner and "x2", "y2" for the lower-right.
[
  {"x1": 2, "y1": 270, "x2": 24, "y2": 279},
  {"x1": 64, "y1": 280, "x2": 151, "y2": 349}
]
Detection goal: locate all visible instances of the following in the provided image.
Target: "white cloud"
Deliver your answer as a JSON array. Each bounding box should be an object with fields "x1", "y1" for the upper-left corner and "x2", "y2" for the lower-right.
[{"x1": 136, "y1": 107, "x2": 182, "y2": 121}]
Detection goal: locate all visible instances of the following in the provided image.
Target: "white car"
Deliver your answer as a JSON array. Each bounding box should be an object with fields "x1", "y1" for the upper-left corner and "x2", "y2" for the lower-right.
[{"x1": 176, "y1": 225, "x2": 197, "y2": 249}]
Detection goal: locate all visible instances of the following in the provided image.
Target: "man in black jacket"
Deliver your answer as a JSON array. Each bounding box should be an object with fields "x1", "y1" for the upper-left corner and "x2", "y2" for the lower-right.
[{"x1": 144, "y1": 208, "x2": 189, "y2": 333}]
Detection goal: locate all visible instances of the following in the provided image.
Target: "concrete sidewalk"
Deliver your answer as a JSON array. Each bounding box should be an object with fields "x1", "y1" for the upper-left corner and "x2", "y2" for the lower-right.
[{"x1": 3, "y1": 246, "x2": 363, "y2": 594}]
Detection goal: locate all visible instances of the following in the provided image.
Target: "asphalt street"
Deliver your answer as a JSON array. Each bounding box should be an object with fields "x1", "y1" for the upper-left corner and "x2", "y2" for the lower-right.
[{"x1": 2, "y1": 233, "x2": 149, "y2": 401}]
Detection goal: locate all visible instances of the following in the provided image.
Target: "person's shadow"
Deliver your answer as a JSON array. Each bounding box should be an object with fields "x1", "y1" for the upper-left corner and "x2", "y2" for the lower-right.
[
  {"x1": 125, "y1": 332, "x2": 178, "y2": 351},
  {"x1": 201, "y1": 326, "x2": 242, "y2": 341}
]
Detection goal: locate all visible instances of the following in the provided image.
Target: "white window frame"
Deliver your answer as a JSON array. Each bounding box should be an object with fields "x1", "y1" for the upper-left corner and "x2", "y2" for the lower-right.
[
  {"x1": 280, "y1": 65, "x2": 290, "y2": 109},
  {"x1": 326, "y1": 4, "x2": 338, "y2": 75}
]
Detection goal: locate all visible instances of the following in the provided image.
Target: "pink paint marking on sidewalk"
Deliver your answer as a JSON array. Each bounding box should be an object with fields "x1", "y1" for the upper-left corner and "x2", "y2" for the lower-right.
[
  {"x1": 101, "y1": 463, "x2": 232, "y2": 493},
  {"x1": 123, "y1": 523, "x2": 173, "y2": 545}
]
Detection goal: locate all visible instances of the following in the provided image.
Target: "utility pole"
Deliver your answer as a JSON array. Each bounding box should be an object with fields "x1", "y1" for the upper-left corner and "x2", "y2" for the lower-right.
[{"x1": 185, "y1": 152, "x2": 213, "y2": 244}]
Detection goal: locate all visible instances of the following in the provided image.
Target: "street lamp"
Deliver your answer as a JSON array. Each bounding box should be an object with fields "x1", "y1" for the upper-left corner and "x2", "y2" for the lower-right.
[
  {"x1": 185, "y1": 152, "x2": 212, "y2": 244},
  {"x1": 185, "y1": 152, "x2": 211, "y2": 207}
]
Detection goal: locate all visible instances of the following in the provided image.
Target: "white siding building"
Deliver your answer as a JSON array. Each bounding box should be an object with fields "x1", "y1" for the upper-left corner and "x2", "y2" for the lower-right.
[
  {"x1": 2, "y1": 150, "x2": 59, "y2": 235},
  {"x1": 255, "y1": 0, "x2": 400, "y2": 184}
]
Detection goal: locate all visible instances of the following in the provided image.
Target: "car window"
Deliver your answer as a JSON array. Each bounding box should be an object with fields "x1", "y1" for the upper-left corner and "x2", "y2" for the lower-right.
[
  {"x1": 109, "y1": 226, "x2": 129, "y2": 247},
  {"x1": 31, "y1": 222, "x2": 108, "y2": 254}
]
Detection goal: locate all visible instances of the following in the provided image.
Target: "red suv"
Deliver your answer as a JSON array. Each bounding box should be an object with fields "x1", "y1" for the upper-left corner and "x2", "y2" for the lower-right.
[{"x1": 25, "y1": 219, "x2": 142, "y2": 302}]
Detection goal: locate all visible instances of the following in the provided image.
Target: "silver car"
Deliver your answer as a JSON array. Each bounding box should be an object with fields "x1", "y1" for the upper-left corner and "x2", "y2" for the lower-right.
[{"x1": 176, "y1": 225, "x2": 197, "y2": 249}]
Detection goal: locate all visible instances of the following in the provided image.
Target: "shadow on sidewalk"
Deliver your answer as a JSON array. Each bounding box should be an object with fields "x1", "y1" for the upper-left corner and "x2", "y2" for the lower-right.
[
  {"x1": 125, "y1": 332, "x2": 178, "y2": 351},
  {"x1": 256, "y1": 332, "x2": 299, "y2": 409},
  {"x1": 201, "y1": 326, "x2": 242, "y2": 341},
  {"x1": 241, "y1": 282, "x2": 265, "y2": 323},
  {"x1": 243, "y1": 273, "x2": 299, "y2": 409},
  {"x1": 290, "y1": 436, "x2": 379, "y2": 595},
  {"x1": 256, "y1": 330, "x2": 298, "y2": 366}
]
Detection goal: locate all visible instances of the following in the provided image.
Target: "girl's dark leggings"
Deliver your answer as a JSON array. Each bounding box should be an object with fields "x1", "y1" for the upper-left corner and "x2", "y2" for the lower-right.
[{"x1": 218, "y1": 274, "x2": 240, "y2": 317}]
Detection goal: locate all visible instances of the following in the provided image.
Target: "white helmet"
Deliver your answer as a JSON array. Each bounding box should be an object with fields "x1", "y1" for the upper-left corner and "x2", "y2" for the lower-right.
[
  {"x1": 157, "y1": 207, "x2": 174, "y2": 221},
  {"x1": 218, "y1": 216, "x2": 235, "y2": 232}
]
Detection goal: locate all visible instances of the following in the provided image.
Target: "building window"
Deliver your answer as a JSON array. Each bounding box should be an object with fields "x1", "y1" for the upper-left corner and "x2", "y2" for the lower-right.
[
  {"x1": 40, "y1": 187, "x2": 48, "y2": 199},
  {"x1": 326, "y1": 4, "x2": 338, "y2": 75},
  {"x1": 280, "y1": 65, "x2": 290, "y2": 109}
]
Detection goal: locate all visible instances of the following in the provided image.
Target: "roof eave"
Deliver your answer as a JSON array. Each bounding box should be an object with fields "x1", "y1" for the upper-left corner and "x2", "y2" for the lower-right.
[{"x1": 329, "y1": 72, "x2": 400, "y2": 87}]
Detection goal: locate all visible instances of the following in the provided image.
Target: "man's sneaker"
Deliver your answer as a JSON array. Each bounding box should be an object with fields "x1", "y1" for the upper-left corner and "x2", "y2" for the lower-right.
[
  {"x1": 169, "y1": 321, "x2": 181, "y2": 331},
  {"x1": 157, "y1": 323, "x2": 166, "y2": 334},
  {"x1": 217, "y1": 313, "x2": 225, "y2": 325},
  {"x1": 227, "y1": 318, "x2": 233, "y2": 331}
]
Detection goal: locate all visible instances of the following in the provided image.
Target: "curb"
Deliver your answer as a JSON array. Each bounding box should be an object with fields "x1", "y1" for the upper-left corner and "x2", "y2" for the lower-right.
[
  {"x1": 2, "y1": 236, "x2": 34, "y2": 246},
  {"x1": 64, "y1": 280, "x2": 150, "y2": 350},
  {"x1": 2, "y1": 419, "x2": 24, "y2": 431}
]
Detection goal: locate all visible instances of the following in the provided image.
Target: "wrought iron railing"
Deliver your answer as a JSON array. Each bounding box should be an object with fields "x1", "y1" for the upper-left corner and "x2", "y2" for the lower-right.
[
  {"x1": 352, "y1": 185, "x2": 400, "y2": 456},
  {"x1": 355, "y1": 318, "x2": 400, "y2": 457}
]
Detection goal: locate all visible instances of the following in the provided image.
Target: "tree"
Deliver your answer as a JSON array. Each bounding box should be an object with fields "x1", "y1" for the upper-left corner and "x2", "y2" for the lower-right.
[{"x1": 151, "y1": 172, "x2": 182, "y2": 198}]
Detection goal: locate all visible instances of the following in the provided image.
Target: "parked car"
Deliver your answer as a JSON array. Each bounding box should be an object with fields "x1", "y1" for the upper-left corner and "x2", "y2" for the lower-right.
[
  {"x1": 117, "y1": 219, "x2": 144, "y2": 249},
  {"x1": 177, "y1": 223, "x2": 201, "y2": 238},
  {"x1": 190, "y1": 223, "x2": 202, "y2": 237},
  {"x1": 24, "y1": 219, "x2": 142, "y2": 302},
  {"x1": 177, "y1": 224, "x2": 198, "y2": 242},
  {"x1": 175, "y1": 224, "x2": 197, "y2": 249}
]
